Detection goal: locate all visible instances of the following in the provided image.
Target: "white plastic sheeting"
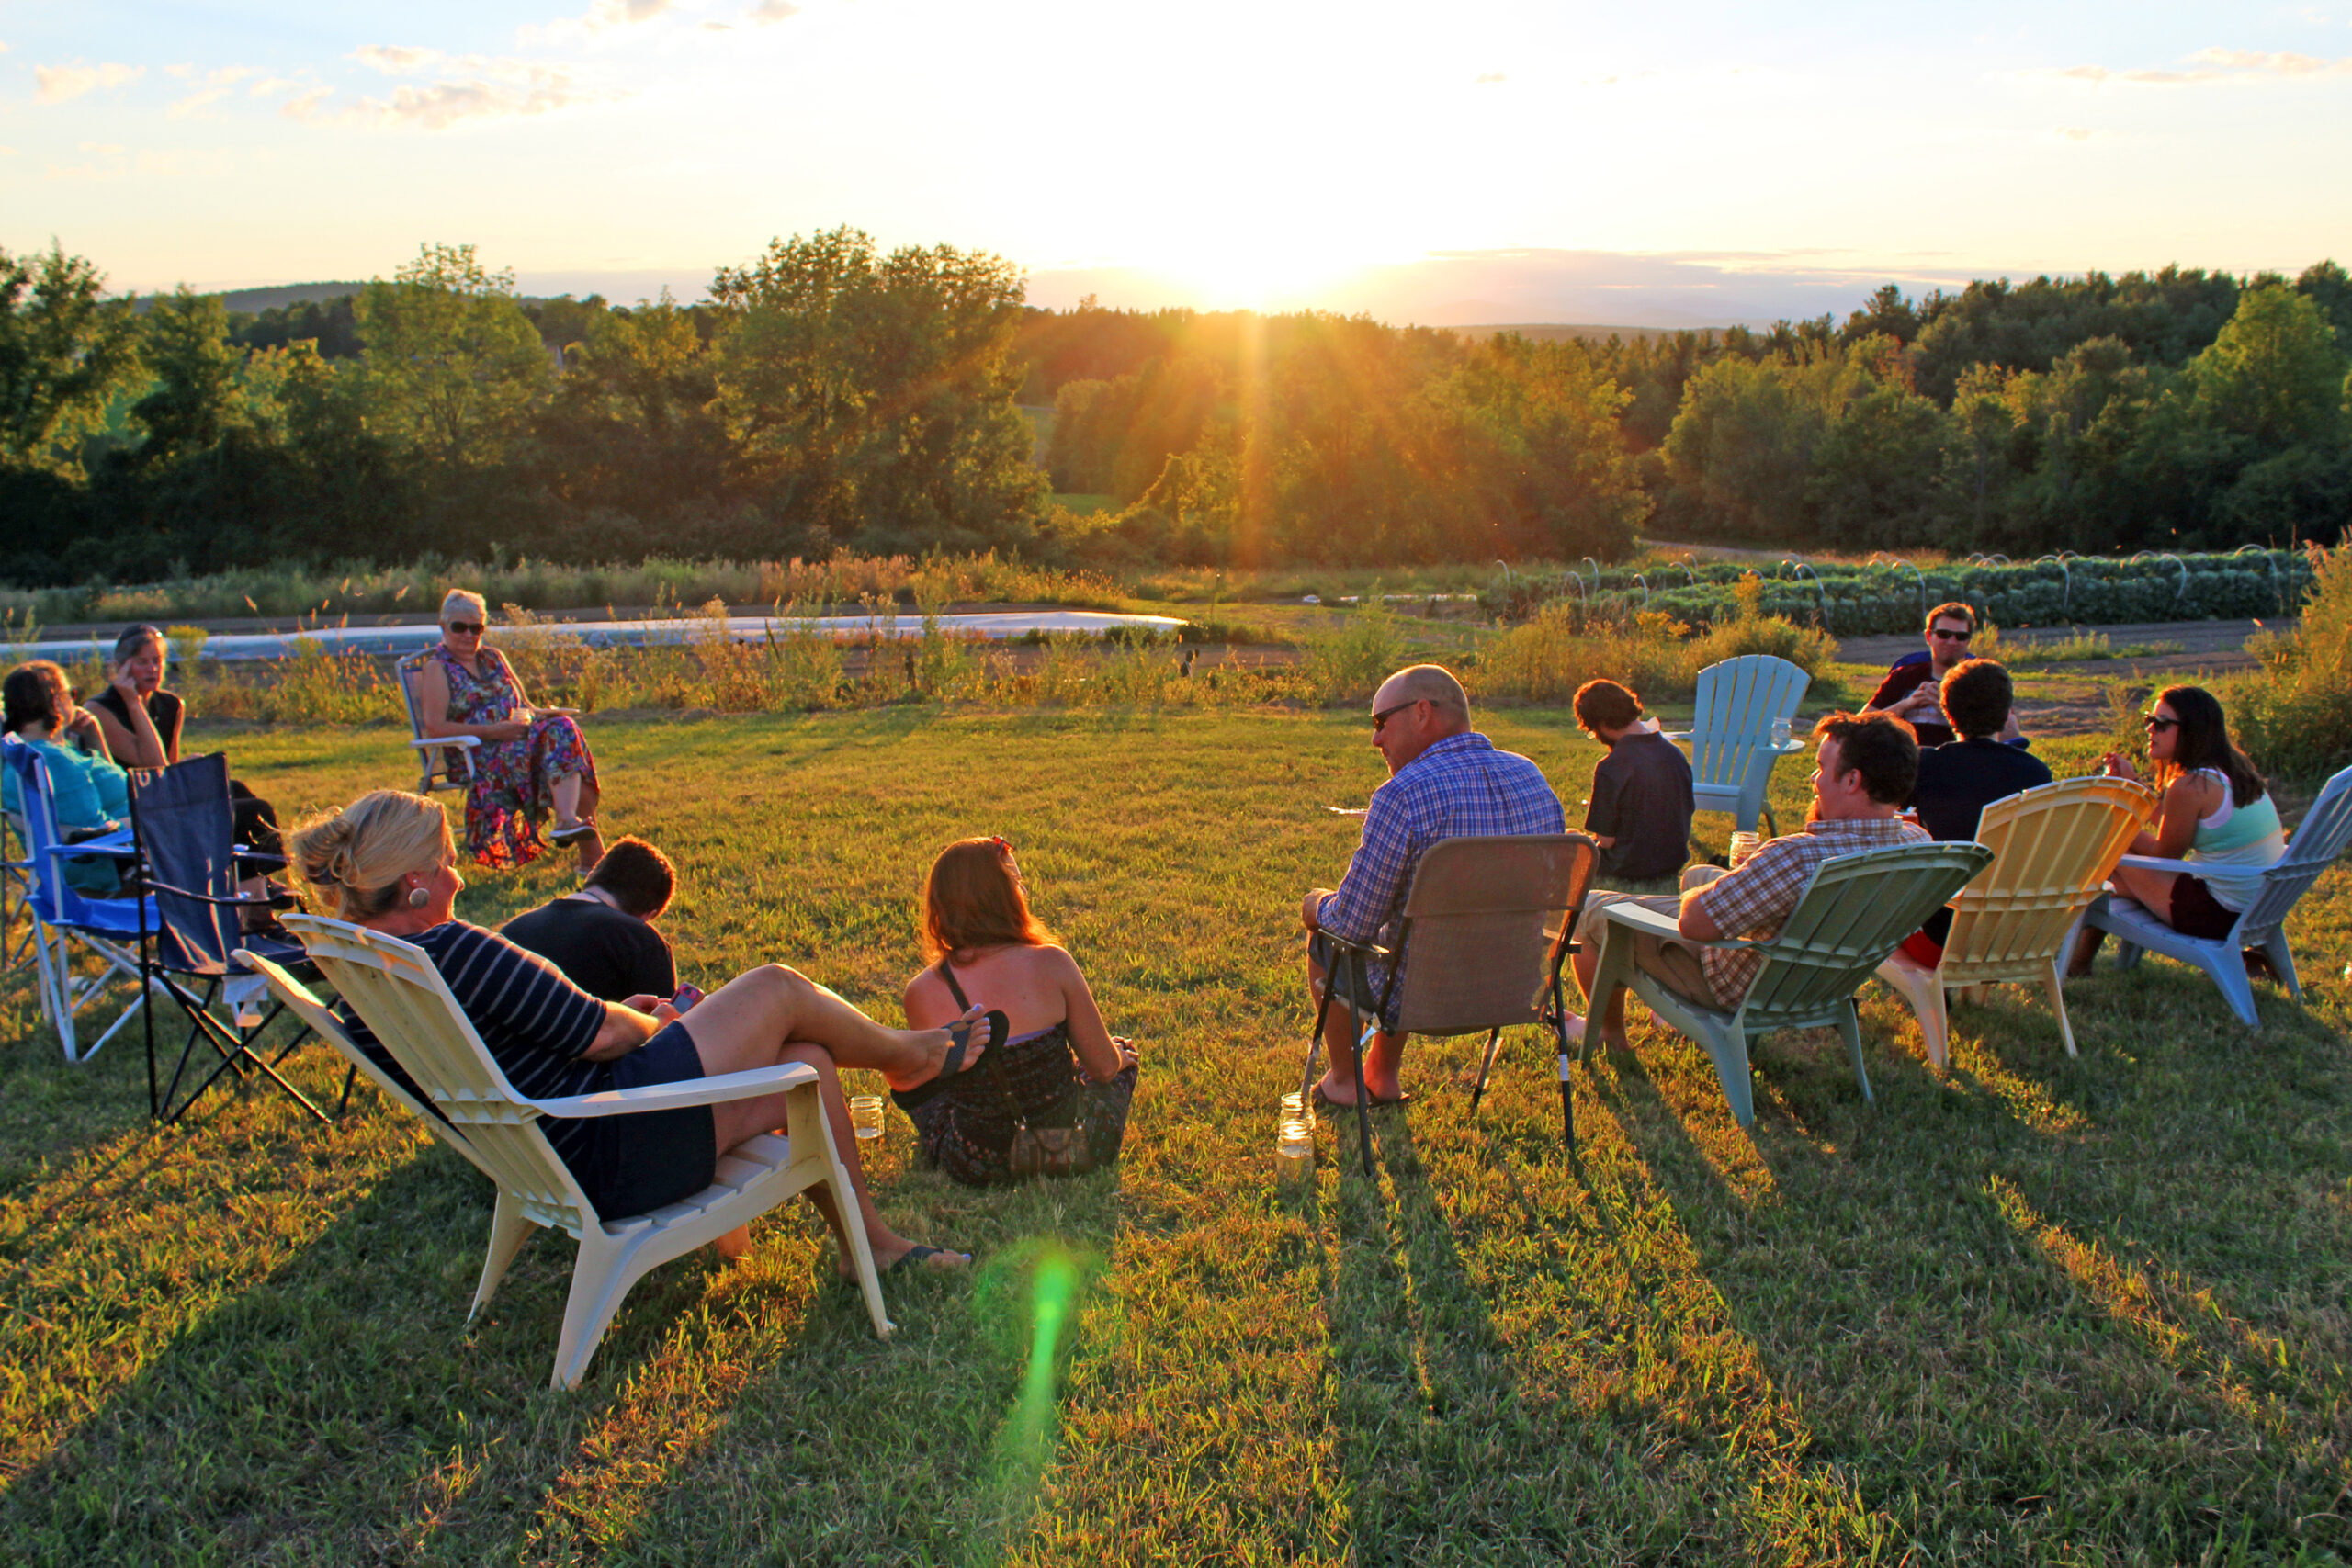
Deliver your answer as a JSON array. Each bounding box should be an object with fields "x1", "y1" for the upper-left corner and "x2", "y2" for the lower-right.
[{"x1": 15, "y1": 610, "x2": 1189, "y2": 665}]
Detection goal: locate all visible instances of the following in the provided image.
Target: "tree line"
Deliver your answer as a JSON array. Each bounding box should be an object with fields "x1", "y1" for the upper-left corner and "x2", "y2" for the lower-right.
[{"x1": 1, "y1": 236, "x2": 2345, "y2": 589}]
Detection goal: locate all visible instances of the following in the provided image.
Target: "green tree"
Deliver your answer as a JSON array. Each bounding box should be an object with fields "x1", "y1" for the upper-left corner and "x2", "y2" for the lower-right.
[
  {"x1": 2180, "y1": 283, "x2": 2345, "y2": 450},
  {"x1": 130, "y1": 288, "x2": 242, "y2": 462},
  {"x1": 710, "y1": 226, "x2": 1045, "y2": 551},
  {"x1": 0, "y1": 243, "x2": 141, "y2": 471},
  {"x1": 353, "y1": 243, "x2": 551, "y2": 468}
]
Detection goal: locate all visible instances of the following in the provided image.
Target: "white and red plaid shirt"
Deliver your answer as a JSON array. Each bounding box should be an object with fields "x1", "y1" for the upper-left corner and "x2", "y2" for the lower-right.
[{"x1": 1689, "y1": 815, "x2": 1928, "y2": 1007}]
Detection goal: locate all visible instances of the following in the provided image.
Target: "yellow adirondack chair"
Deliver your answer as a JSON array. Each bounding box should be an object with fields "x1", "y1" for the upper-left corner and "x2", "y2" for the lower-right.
[
  {"x1": 276, "y1": 913, "x2": 894, "y2": 1390},
  {"x1": 1874, "y1": 776, "x2": 2154, "y2": 1067}
]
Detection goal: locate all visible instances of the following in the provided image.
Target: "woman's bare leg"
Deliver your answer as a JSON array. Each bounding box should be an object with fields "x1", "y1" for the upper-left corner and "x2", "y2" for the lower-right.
[
  {"x1": 683, "y1": 964, "x2": 989, "y2": 1089},
  {"x1": 703, "y1": 1035, "x2": 966, "y2": 1272}
]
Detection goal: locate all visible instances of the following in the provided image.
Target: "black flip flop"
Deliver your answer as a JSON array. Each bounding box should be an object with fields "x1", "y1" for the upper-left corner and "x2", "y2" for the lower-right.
[
  {"x1": 888, "y1": 1244, "x2": 970, "y2": 1274},
  {"x1": 891, "y1": 1009, "x2": 1006, "y2": 1111}
]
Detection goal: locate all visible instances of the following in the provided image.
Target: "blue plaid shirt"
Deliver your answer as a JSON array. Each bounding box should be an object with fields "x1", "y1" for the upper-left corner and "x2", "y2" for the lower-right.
[{"x1": 1317, "y1": 731, "x2": 1565, "y2": 1020}]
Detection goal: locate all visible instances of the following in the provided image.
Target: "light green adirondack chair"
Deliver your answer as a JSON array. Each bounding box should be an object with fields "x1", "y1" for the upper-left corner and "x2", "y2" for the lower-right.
[
  {"x1": 1587, "y1": 840, "x2": 1994, "y2": 1127},
  {"x1": 1663, "y1": 655, "x2": 1812, "y2": 837}
]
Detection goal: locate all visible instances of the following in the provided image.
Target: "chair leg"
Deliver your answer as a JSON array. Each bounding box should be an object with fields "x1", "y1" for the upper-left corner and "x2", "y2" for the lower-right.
[
  {"x1": 1469, "y1": 1026, "x2": 1505, "y2": 1111},
  {"x1": 1351, "y1": 1010, "x2": 1374, "y2": 1177},
  {"x1": 469, "y1": 1190, "x2": 539, "y2": 1319},
  {"x1": 1917, "y1": 975, "x2": 1951, "y2": 1072},
  {"x1": 2042, "y1": 955, "x2": 2077, "y2": 1058},
  {"x1": 1693, "y1": 1024, "x2": 1758, "y2": 1129},
  {"x1": 1302, "y1": 985, "x2": 1334, "y2": 1105},
  {"x1": 2199, "y1": 950, "x2": 2264, "y2": 1030},
  {"x1": 2263, "y1": 933, "x2": 2302, "y2": 1004},
  {"x1": 550, "y1": 1229, "x2": 648, "y2": 1391},
  {"x1": 1554, "y1": 1018, "x2": 1576, "y2": 1154},
  {"x1": 1836, "y1": 1003, "x2": 1874, "y2": 1107},
  {"x1": 790, "y1": 1082, "x2": 895, "y2": 1341},
  {"x1": 1759, "y1": 799, "x2": 1779, "y2": 839}
]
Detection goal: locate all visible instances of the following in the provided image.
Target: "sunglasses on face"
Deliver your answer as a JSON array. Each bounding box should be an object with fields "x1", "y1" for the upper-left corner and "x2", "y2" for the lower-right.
[
  {"x1": 1372, "y1": 701, "x2": 1418, "y2": 734},
  {"x1": 2143, "y1": 714, "x2": 2179, "y2": 732},
  {"x1": 446, "y1": 621, "x2": 486, "y2": 637},
  {"x1": 1930, "y1": 627, "x2": 1972, "y2": 643}
]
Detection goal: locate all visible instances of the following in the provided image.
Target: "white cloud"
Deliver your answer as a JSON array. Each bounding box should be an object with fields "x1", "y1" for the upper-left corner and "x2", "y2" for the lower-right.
[
  {"x1": 354, "y1": 44, "x2": 443, "y2": 75},
  {"x1": 749, "y1": 0, "x2": 801, "y2": 21},
  {"x1": 250, "y1": 77, "x2": 302, "y2": 99},
  {"x1": 1474, "y1": 72, "x2": 1506, "y2": 85},
  {"x1": 590, "y1": 0, "x2": 676, "y2": 23},
  {"x1": 2055, "y1": 125, "x2": 2094, "y2": 141},
  {"x1": 169, "y1": 64, "x2": 260, "y2": 118},
  {"x1": 33, "y1": 62, "x2": 145, "y2": 103},
  {"x1": 2058, "y1": 46, "x2": 2352, "y2": 85},
  {"x1": 289, "y1": 57, "x2": 611, "y2": 130}
]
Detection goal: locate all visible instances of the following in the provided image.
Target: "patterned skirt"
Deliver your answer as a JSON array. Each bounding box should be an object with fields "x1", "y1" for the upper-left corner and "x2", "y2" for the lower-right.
[{"x1": 465, "y1": 713, "x2": 597, "y2": 869}]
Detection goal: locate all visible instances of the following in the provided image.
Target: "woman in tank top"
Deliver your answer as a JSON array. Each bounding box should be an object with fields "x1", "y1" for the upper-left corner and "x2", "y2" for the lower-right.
[
  {"x1": 2088, "y1": 684, "x2": 2283, "y2": 951},
  {"x1": 899, "y1": 836, "x2": 1139, "y2": 1185}
]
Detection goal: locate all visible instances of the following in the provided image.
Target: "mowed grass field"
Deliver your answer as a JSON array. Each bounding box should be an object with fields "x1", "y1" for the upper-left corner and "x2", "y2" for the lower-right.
[{"x1": 2, "y1": 707, "x2": 2349, "y2": 1566}]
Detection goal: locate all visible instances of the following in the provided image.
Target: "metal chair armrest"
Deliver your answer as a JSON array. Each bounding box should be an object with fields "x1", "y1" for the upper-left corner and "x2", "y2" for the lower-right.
[
  {"x1": 408, "y1": 735, "x2": 481, "y2": 751},
  {"x1": 1314, "y1": 930, "x2": 1393, "y2": 961},
  {"x1": 531, "y1": 1062, "x2": 819, "y2": 1118}
]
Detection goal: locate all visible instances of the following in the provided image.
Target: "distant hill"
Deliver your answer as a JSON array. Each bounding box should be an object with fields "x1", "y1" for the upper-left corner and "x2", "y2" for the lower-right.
[
  {"x1": 213, "y1": 282, "x2": 366, "y2": 314},
  {"x1": 1452, "y1": 322, "x2": 1736, "y2": 344}
]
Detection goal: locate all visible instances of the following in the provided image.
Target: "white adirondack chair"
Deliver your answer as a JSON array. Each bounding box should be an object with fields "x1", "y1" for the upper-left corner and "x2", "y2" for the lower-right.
[
  {"x1": 278, "y1": 913, "x2": 895, "y2": 1390},
  {"x1": 1874, "y1": 777, "x2": 2154, "y2": 1066},
  {"x1": 1665, "y1": 655, "x2": 1811, "y2": 837},
  {"x1": 236, "y1": 946, "x2": 496, "y2": 1178},
  {"x1": 2081, "y1": 762, "x2": 2352, "y2": 1030}
]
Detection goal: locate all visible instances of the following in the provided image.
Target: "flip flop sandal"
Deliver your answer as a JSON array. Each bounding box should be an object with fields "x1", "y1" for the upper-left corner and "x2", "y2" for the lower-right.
[
  {"x1": 892, "y1": 1009, "x2": 1007, "y2": 1111},
  {"x1": 548, "y1": 821, "x2": 595, "y2": 845},
  {"x1": 888, "y1": 1244, "x2": 970, "y2": 1274}
]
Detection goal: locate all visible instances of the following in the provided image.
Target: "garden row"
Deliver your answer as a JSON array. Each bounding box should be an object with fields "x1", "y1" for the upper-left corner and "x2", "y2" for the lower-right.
[{"x1": 1486, "y1": 549, "x2": 2317, "y2": 634}]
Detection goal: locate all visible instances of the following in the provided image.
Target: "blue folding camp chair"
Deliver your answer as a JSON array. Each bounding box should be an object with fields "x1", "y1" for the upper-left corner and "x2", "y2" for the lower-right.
[
  {"x1": 2, "y1": 734, "x2": 149, "y2": 1063},
  {"x1": 125, "y1": 752, "x2": 329, "y2": 1124}
]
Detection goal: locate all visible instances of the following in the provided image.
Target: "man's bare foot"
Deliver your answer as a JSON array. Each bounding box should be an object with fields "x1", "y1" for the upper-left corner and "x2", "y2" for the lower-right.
[
  {"x1": 880, "y1": 1006, "x2": 996, "y2": 1094},
  {"x1": 1313, "y1": 1071, "x2": 1407, "y2": 1108},
  {"x1": 713, "y1": 1224, "x2": 752, "y2": 1261}
]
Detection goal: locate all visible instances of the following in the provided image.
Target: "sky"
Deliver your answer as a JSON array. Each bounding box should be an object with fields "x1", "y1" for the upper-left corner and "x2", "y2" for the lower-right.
[{"x1": 3, "y1": 0, "x2": 2348, "y2": 325}]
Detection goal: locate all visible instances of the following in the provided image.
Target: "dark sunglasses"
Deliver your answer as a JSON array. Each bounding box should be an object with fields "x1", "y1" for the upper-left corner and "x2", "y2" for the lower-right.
[
  {"x1": 1372, "y1": 700, "x2": 1419, "y2": 734},
  {"x1": 1930, "y1": 627, "x2": 1972, "y2": 643},
  {"x1": 445, "y1": 621, "x2": 486, "y2": 637},
  {"x1": 2143, "y1": 714, "x2": 2179, "y2": 732}
]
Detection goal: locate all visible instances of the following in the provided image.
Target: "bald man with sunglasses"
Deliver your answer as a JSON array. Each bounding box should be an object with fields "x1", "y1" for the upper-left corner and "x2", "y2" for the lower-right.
[{"x1": 1297, "y1": 663, "x2": 1565, "y2": 1109}]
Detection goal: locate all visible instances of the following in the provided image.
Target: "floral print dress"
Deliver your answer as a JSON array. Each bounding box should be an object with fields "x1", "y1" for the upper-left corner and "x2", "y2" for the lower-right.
[{"x1": 428, "y1": 645, "x2": 598, "y2": 869}]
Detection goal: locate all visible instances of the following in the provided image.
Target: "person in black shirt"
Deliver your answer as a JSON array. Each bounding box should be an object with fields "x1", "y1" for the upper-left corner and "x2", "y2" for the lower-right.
[
  {"x1": 1574, "y1": 678, "x2": 1693, "y2": 883},
  {"x1": 1900, "y1": 658, "x2": 2052, "y2": 963},
  {"x1": 91, "y1": 624, "x2": 281, "y2": 857},
  {"x1": 503, "y1": 836, "x2": 679, "y2": 1003}
]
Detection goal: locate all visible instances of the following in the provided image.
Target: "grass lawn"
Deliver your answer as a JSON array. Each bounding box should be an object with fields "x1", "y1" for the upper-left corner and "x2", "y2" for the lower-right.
[{"x1": 3, "y1": 707, "x2": 2349, "y2": 1565}]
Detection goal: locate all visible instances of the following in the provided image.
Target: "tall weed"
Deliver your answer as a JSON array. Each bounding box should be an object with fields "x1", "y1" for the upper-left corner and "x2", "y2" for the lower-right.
[
  {"x1": 1300, "y1": 597, "x2": 1402, "y2": 705},
  {"x1": 2229, "y1": 545, "x2": 2352, "y2": 780}
]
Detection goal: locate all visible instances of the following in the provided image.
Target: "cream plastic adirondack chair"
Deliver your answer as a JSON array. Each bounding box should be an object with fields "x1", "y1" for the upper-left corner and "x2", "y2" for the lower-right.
[
  {"x1": 1588, "y1": 841, "x2": 1992, "y2": 1128},
  {"x1": 1873, "y1": 777, "x2": 2154, "y2": 1067},
  {"x1": 235, "y1": 946, "x2": 495, "y2": 1176},
  {"x1": 1665, "y1": 655, "x2": 1811, "y2": 837},
  {"x1": 279, "y1": 914, "x2": 894, "y2": 1390}
]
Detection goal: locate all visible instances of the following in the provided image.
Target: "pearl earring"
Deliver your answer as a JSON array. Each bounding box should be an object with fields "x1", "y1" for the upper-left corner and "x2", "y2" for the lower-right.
[{"x1": 407, "y1": 886, "x2": 430, "y2": 909}]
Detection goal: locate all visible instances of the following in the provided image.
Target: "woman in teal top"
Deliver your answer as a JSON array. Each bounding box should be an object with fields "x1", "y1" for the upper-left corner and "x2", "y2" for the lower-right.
[
  {"x1": 4, "y1": 660, "x2": 131, "y2": 894},
  {"x1": 2094, "y1": 684, "x2": 2284, "y2": 943}
]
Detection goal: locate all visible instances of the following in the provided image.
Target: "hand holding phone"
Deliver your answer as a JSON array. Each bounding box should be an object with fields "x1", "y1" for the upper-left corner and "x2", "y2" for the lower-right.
[{"x1": 671, "y1": 984, "x2": 705, "y2": 1013}]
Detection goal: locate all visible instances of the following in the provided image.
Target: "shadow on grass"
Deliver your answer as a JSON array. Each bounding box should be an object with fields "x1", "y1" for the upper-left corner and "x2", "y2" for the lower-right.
[
  {"x1": 540, "y1": 1175, "x2": 1136, "y2": 1568},
  {"x1": 1592, "y1": 967, "x2": 2352, "y2": 1561},
  {"x1": 0, "y1": 1099, "x2": 959, "y2": 1565}
]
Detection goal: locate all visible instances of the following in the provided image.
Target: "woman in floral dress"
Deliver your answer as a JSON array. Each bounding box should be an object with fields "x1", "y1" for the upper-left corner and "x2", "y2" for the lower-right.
[{"x1": 411, "y1": 589, "x2": 605, "y2": 873}]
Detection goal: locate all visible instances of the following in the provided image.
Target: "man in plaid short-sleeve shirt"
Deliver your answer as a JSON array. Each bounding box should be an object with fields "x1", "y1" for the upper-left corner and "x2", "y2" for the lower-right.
[
  {"x1": 1301, "y1": 664, "x2": 1565, "y2": 1106},
  {"x1": 1571, "y1": 712, "x2": 1927, "y2": 1047}
]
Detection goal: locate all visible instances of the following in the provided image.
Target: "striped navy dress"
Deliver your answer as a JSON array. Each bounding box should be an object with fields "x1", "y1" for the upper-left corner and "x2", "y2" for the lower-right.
[{"x1": 335, "y1": 921, "x2": 713, "y2": 1216}]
